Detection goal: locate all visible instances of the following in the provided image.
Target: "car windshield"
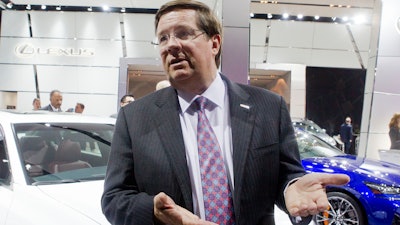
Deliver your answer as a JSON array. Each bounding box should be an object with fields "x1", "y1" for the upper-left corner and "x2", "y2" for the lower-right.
[
  {"x1": 13, "y1": 122, "x2": 114, "y2": 185},
  {"x1": 295, "y1": 128, "x2": 345, "y2": 159}
]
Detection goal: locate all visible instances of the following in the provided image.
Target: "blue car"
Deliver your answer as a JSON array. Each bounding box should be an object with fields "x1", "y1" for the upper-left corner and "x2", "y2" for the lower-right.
[{"x1": 295, "y1": 127, "x2": 400, "y2": 225}]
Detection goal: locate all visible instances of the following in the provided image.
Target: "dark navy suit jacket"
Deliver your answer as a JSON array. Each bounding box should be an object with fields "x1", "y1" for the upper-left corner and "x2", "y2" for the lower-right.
[{"x1": 102, "y1": 75, "x2": 309, "y2": 225}]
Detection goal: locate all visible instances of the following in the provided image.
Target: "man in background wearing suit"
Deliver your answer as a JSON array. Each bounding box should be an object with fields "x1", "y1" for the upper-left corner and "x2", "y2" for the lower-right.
[
  {"x1": 101, "y1": 1, "x2": 350, "y2": 225},
  {"x1": 40, "y1": 90, "x2": 63, "y2": 112}
]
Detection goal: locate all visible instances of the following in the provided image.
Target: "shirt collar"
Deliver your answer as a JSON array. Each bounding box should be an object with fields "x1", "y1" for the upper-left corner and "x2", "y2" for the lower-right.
[{"x1": 178, "y1": 73, "x2": 226, "y2": 113}]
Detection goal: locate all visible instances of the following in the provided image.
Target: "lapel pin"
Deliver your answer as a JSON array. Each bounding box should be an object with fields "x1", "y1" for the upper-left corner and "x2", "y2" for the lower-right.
[{"x1": 240, "y1": 104, "x2": 250, "y2": 110}]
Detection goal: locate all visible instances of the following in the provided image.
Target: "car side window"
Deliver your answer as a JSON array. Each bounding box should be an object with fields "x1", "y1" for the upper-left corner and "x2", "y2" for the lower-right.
[{"x1": 0, "y1": 126, "x2": 11, "y2": 185}]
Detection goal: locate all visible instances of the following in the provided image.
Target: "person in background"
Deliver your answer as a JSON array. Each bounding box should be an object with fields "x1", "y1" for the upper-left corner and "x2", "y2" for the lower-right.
[
  {"x1": 340, "y1": 116, "x2": 353, "y2": 154},
  {"x1": 120, "y1": 94, "x2": 135, "y2": 107},
  {"x1": 101, "y1": 1, "x2": 350, "y2": 225},
  {"x1": 110, "y1": 94, "x2": 135, "y2": 118},
  {"x1": 155, "y1": 79, "x2": 171, "y2": 91},
  {"x1": 75, "y1": 103, "x2": 85, "y2": 113},
  {"x1": 40, "y1": 90, "x2": 63, "y2": 112},
  {"x1": 32, "y1": 98, "x2": 41, "y2": 110},
  {"x1": 389, "y1": 113, "x2": 400, "y2": 149}
]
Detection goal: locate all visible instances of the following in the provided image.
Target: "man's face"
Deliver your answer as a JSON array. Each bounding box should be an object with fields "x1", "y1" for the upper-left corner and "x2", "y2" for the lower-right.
[
  {"x1": 33, "y1": 100, "x2": 41, "y2": 109},
  {"x1": 75, "y1": 105, "x2": 83, "y2": 113},
  {"x1": 50, "y1": 92, "x2": 63, "y2": 109},
  {"x1": 156, "y1": 9, "x2": 221, "y2": 93},
  {"x1": 346, "y1": 118, "x2": 351, "y2": 124}
]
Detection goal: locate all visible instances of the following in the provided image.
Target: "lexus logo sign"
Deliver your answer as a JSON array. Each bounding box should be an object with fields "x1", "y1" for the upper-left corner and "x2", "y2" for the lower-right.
[{"x1": 15, "y1": 43, "x2": 95, "y2": 58}]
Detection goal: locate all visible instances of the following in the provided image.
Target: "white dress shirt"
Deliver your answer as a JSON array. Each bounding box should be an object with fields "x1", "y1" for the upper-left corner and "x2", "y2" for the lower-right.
[{"x1": 177, "y1": 73, "x2": 234, "y2": 219}]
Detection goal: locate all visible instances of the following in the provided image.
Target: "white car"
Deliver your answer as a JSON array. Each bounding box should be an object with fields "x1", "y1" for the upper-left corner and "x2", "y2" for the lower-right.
[{"x1": 0, "y1": 110, "x2": 114, "y2": 225}]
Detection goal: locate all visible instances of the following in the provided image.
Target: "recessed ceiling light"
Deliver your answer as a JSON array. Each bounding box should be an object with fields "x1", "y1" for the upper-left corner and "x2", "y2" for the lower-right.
[
  {"x1": 56, "y1": 6, "x2": 61, "y2": 10},
  {"x1": 297, "y1": 14, "x2": 303, "y2": 19},
  {"x1": 314, "y1": 15, "x2": 320, "y2": 20},
  {"x1": 282, "y1": 13, "x2": 289, "y2": 19},
  {"x1": 87, "y1": 7, "x2": 92, "y2": 12},
  {"x1": 41, "y1": 5, "x2": 46, "y2": 10},
  {"x1": 121, "y1": 8, "x2": 126, "y2": 13},
  {"x1": 102, "y1": 5, "x2": 110, "y2": 11}
]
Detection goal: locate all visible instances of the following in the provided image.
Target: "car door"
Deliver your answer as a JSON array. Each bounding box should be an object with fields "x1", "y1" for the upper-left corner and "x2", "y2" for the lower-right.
[{"x1": 0, "y1": 132, "x2": 13, "y2": 225}]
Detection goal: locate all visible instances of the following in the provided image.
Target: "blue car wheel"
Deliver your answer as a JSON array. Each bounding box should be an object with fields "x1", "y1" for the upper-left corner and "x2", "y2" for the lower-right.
[{"x1": 314, "y1": 191, "x2": 366, "y2": 225}]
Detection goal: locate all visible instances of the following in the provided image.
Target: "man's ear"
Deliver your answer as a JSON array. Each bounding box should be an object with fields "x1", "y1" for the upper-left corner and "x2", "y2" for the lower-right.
[{"x1": 210, "y1": 34, "x2": 221, "y2": 55}]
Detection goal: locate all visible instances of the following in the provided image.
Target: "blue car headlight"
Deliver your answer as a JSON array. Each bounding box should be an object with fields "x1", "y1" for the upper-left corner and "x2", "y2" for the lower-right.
[{"x1": 364, "y1": 181, "x2": 400, "y2": 195}]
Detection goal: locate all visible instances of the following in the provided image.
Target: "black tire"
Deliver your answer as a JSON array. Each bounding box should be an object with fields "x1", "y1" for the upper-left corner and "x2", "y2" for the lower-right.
[{"x1": 313, "y1": 191, "x2": 366, "y2": 225}]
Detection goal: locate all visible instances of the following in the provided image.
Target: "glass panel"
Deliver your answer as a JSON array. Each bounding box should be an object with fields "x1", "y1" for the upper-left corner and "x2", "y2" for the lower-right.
[{"x1": 13, "y1": 123, "x2": 114, "y2": 185}]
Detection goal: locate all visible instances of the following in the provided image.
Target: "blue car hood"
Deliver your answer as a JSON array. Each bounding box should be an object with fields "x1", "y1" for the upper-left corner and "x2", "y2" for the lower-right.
[{"x1": 302, "y1": 155, "x2": 400, "y2": 186}]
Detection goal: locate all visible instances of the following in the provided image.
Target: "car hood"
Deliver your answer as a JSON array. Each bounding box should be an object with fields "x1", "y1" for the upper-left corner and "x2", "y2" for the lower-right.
[
  {"x1": 36, "y1": 180, "x2": 109, "y2": 224},
  {"x1": 302, "y1": 155, "x2": 400, "y2": 185}
]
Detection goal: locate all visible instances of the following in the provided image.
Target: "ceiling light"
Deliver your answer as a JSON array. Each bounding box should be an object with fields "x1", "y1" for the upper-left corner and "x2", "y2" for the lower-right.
[
  {"x1": 87, "y1": 7, "x2": 92, "y2": 11},
  {"x1": 102, "y1": 5, "x2": 110, "y2": 11},
  {"x1": 282, "y1": 13, "x2": 289, "y2": 19},
  {"x1": 6, "y1": 2, "x2": 13, "y2": 9},
  {"x1": 121, "y1": 8, "x2": 126, "y2": 13},
  {"x1": 297, "y1": 14, "x2": 303, "y2": 19},
  {"x1": 41, "y1": 5, "x2": 46, "y2": 10},
  {"x1": 267, "y1": 13, "x2": 273, "y2": 19},
  {"x1": 353, "y1": 15, "x2": 367, "y2": 24},
  {"x1": 314, "y1": 15, "x2": 320, "y2": 20},
  {"x1": 56, "y1": 6, "x2": 61, "y2": 10},
  {"x1": 26, "y1": 4, "x2": 31, "y2": 10},
  {"x1": 342, "y1": 16, "x2": 349, "y2": 22},
  {"x1": 332, "y1": 17, "x2": 337, "y2": 21}
]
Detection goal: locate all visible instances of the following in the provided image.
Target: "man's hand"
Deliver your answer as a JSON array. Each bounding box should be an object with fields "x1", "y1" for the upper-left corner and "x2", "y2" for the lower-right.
[
  {"x1": 285, "y1": 173, "x2": 350, "y2": 217},
  {"x1": 154, "y1": 192, "x2": 217, "y2": 225}
]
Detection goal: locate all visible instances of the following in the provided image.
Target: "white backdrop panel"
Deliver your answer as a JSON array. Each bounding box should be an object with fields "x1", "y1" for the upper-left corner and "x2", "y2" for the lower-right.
[
  {"x1": 374, "y1": 57, "x2": 400, "y2": 94},
  {"x1": 37, "y1": 66, "x2": 118, "y2": 94},
  {"x1": 124, "y1": 14, "x2": 156, "y2": 41},
  {"x1": 349, "y1": 24, "x2": 372, "y2": 52},
  {"x1": 1, "y1": 11, "x2": 30, "y2": 37},
  {"x1": 269, "y1": 21, "x2": 314, "y2": 48},
  {"x1": 30, "y1": 11, "x2": 76, "y2": 38},
  {"x1": 76, "y1": 12, "x2": 121, "y2": 40},
  {"x1": 125, "y1": 41, "x2": 159, "y2": 58},
  {"x1": 249, "y1": 46, "x2": 266, "y2": 64},
  {"x1": 250, "y1": 19, "x2": 268, "y2": 46},
  {"x1": 313, "y1": 23, "x2": 353, "y2": 50},
  {"x1": 0, "y1": 65, "x2": 35, "y2": 91},
  {"x1": 267, "y1": 47, "x2": 312, "y2": 65},
  {"x1": 310, "y1": 49, "x2": 361, "y2": 68},
  {"x1": 378, "y1": 0, "x2": 400, "y2": 57}
]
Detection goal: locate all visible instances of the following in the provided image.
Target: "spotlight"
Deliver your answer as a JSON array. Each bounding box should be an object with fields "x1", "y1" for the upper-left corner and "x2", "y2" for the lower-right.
[
  {"x1": 314, "y1": 15, "x2": 320, "y2": 20},
  {"x1": 56, "y1": 6, "x2": 61, "y2": 10},
  {"x1": 267, "y1": 13, "x2": 273, "y2": 19},
  {"x1": 250, "y1": 13, "x2": 254, "y2": 18},
  {"x1": 121, "y1": 8, "x2": 126, "y2": 13},
  {"x1": 41, "y1": 5, "x2": 46, "y2": 10},
  {"x1": 297, "y1": 14, "x2": 303, "y2": 19},
  {"x1": 102, "y1": 5, "x2": 110, "y2": 11},
  {"x1": 6, "y1": 2, "x2": 13, "y2": 9},
  {"x1": 282, "y1": 13, "x2": 289, "y2": 19},
  {"x1": 26, "y1": 4, "x2": 31, "y2": 10},
  {"x1": 87, "y1": 7, "x2": 92, "y2": 11}
]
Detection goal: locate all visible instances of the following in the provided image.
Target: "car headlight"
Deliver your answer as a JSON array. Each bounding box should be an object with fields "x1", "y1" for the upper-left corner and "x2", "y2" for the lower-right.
[{"x1": 364, "y1": 181, "x2": 400, "y2": 195}]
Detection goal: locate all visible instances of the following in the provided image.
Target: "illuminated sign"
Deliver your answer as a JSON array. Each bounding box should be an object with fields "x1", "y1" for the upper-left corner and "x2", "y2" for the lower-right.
[{"x1": 15, "y1": 43, "x2": 95, "y2": 58}]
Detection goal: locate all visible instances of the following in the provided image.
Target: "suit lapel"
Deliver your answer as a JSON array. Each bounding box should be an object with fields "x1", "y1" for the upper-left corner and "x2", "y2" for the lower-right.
[
  {"x1": 153, "y1": 88, "x2": 194, "y2": 211},
  {"x1": 223, "y1": 77, "x2": 255, "y2": 220}
]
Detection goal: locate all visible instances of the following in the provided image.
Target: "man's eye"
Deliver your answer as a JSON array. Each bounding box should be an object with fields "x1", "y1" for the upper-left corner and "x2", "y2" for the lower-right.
[
  {"x1": 175, "y1": 30, "x2": 191, "y2": 40},
  {"x1": 158, "y1": 35, "x2": 168, "y2": 44}
]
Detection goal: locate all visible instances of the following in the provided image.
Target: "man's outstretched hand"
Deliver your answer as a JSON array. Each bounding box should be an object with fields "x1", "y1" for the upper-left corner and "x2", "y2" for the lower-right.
[
  {"x1": 154, "y1": 192, "x2": 217, "y2": 225},
  {"x1": 285, "y1": 173, "x2": 350, "y2": 217}
]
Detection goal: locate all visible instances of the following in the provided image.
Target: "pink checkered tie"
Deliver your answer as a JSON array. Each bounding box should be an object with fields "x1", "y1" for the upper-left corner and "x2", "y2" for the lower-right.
[{"x1": 194, "y1": 96, "x2": 235, "y2": 225}]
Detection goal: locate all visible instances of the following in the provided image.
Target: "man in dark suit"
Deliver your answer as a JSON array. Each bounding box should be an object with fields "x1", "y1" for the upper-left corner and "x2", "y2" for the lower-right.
[
  {"x1": 40, "y1": 90, "x2": 63, "y2": 112},
  {"x1": 101, "y1": 1, "x2": 349, "y2": 225},
  {"x1": 340, "y1": 116, "x2": 353, "y2": 154}
]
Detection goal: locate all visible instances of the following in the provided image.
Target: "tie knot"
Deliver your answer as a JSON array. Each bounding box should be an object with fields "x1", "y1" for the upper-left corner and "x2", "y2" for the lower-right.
[{"x1": 194, "y1": 96, "x2": 208, "y2": 112}]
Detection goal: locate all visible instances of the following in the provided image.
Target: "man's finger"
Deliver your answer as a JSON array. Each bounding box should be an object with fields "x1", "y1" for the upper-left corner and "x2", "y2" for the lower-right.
[{"x1": 315, "y1": 173, "x2": 350, "y2": 186}]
